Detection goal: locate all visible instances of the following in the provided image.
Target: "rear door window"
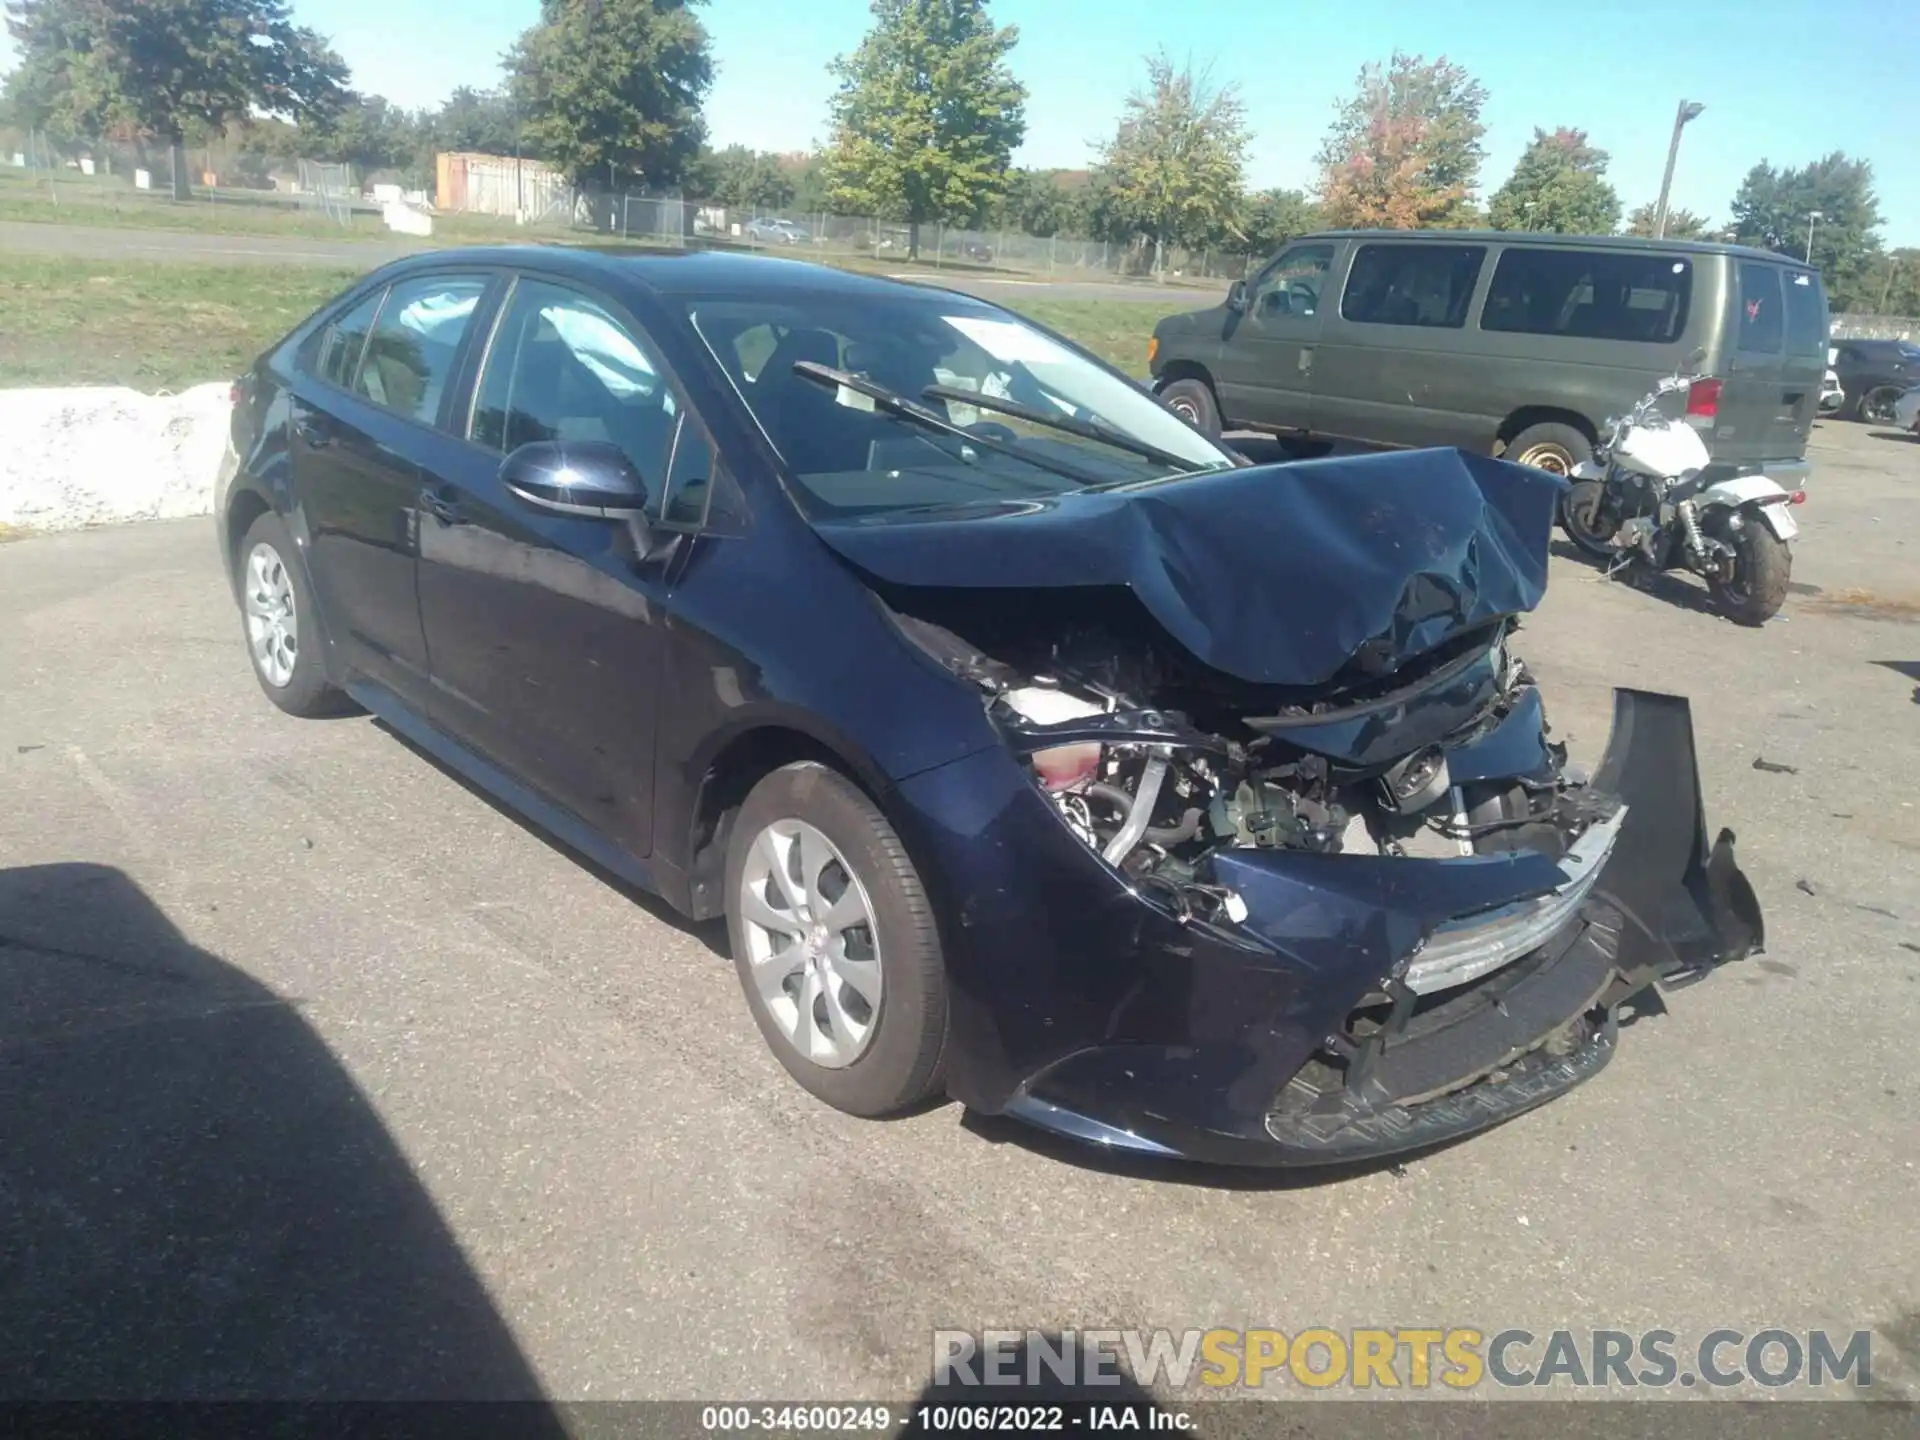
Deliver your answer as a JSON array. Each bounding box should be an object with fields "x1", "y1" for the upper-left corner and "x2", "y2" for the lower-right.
[
  {"x1": 1782, "y1": 269, "x2": 1829, "y2": 359},
  {"x1": 1736, "y1": 262, "x2": 1785, "y2": 354},
  {"x1": 1340, "y1": 243, "x2": 1486, "y2": 329},
  {"x1": 352, "y1": 274, "x2": 490, "y2": 426},
  {"x1": 1480, "y1": 248, "x2": 1692, "y2": 343}
]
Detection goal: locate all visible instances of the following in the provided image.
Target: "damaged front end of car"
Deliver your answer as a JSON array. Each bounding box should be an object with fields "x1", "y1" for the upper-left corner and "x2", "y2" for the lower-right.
[{"x1": 821, "y1": 448, "x2": 1764, "y2": 1164}]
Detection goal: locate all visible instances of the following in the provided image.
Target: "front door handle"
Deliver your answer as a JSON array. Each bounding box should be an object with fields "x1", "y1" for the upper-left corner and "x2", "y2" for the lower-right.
[
  {"x1": 420, "y1": 486, "x2": 463, "y2": 526},
  {"x1": 294, "y1": 416, "x2": 333, "y2": 448}
]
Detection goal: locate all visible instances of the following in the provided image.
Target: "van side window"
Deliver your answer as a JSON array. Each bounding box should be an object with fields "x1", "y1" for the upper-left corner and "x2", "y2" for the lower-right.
[
  {"x1": 1249, "y1": 243, "x2": 1336, "y2": 319},
  {"x1": 1737, "y1": 263, "x2": 1784, "y2": 354},
  {"x1": 1340, "y1": 244, "x2": 1486, "y2": 329},
  {"x1": 1480, "y1": 249, "x2": 1692, "y2": 344},
  {"x1": 1782, "y1": 270, "x2": 1829, "y2": 358}
]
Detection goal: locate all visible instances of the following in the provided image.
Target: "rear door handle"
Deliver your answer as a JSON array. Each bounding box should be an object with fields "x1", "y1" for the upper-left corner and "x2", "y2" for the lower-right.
[
  {"x1": 420, "y1": 486, "x2": 463, "y2": 526},
  {"x1": 1298, "y1": 346, "x2": 1314, "y2": 375},
  {"x1": 294, "y1": 416, "x2": 333, "y2": 448}
]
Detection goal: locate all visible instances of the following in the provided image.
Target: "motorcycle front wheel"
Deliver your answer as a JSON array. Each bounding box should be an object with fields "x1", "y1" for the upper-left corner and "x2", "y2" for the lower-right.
[
  {"x1": 1559, "y1": 480, "x2": 1620, "y2": 560},
  {"x1": 1707, "y1": 522, "x2": 1791, "y2": 626}
]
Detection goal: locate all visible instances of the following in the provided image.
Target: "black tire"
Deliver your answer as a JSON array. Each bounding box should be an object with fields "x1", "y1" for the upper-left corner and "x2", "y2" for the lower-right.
[
  {"x1": 1504, "y1": 421, "x2": 1593, "y2": 478},
  {"x1": 1159, "y1": 377, "x2": 1222, "y2": 437},
  {"x1": 723, "y1": 762, "x2": 948, "y2": 1117},
  {"x1": 235, "y1": 512, "x2": 344, "y2": 717},
  {"x1": 1857, "y1": 384, "x2": 1903, "y2": 426},
  {"x1": 1559, "y1": 478, "x2": 1620, "y2": 560},
  {"x1": 1707, "y1": 518, "x2": 1791, "y2": 626}
]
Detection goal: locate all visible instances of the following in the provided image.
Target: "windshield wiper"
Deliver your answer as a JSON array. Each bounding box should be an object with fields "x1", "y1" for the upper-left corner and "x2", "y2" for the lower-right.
[
  {"x1": 790, "y1": 362, "x2": 1113, "y2": 488},
  {"x1": 921, "y1": 384, "x2": 1202, "y2": 472}
]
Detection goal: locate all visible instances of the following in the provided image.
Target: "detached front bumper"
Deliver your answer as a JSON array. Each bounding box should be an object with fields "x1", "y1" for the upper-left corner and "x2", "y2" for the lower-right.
[{"x1": 995, "y1": 690, "x2": 1764, "y2": 1167}]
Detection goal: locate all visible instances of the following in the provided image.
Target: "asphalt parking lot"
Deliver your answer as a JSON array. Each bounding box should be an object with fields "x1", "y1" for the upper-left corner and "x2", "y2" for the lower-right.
[{"x1": 2, "y1": 419, "x2": 1916, "y2": 1403}]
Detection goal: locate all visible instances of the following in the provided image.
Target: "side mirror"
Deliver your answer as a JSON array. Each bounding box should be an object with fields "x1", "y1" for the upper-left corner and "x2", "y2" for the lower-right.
[
  {"x1": 1225, "y1": 279, "x2": 1247, "y2": 313},
  {"x1": 501, "y1": 440, "x2": 649, "y2": 521}
]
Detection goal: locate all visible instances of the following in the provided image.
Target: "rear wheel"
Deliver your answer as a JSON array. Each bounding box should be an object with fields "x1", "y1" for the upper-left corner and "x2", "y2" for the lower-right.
[
  {"x1": 1505, "y1": 421, "x2": 1592, "y2": 478},
  {"x1": 236, "y1": 513, "x2": 343, "y2": 717},
  {"x1": 1708, "y1": 518, "x2": 1791, "y2": 626},
  {"x1": 1159, "y1": 377, "x2": 1222, "y2": 437},
  {"x1": 1559, "y1": 478, "x2": 1620, "y2": 559}
]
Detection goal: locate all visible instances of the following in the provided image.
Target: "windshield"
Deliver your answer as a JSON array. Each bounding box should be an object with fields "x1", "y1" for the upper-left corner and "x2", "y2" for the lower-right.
[{"x1": 685, "y1": 292, "x2": 1235, "y2": 517}]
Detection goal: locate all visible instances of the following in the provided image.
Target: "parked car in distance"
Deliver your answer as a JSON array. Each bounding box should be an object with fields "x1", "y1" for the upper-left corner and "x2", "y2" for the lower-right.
[
  {"x1": 1829, "y1": 337, "x2": 1920, "y2": 423},
  {"x1": 213, "y1": 248, "x2": 1760, "y2": 1168},
  {"x1": 1149, "y1": 230, "x2": 1826, "y2": 492},
  {"x1": 1819, "y1": 366, "x2": 1845, "y2": 414},
  {"x1": 745, "y1": 216, "x2": 810, "y2": 246}
]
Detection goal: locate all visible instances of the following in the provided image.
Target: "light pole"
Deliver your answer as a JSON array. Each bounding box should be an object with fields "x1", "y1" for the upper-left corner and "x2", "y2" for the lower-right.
[
  {"x1": 1652, "y1": 100, "x2": 1706, "y2": 239},
  {"x1": 1806, "y1": 210, "x2": 1823, "y2": 263}
]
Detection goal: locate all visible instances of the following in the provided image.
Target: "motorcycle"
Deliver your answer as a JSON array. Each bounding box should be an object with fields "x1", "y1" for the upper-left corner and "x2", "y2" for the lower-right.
[{"x1": 1558, "y1": 372, "x2": 1804, "y2": 626}]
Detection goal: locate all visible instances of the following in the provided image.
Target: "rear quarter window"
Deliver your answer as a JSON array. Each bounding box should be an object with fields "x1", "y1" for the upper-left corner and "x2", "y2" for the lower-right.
[{"x1": 1480, "y1": 248, "x2": 1691, "y2": 343}]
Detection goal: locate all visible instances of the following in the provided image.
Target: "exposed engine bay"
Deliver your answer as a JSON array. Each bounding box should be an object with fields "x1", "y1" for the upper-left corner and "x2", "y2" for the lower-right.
[{"x1": 889, "y1": 587, "x2": 1595, "y2": 931}]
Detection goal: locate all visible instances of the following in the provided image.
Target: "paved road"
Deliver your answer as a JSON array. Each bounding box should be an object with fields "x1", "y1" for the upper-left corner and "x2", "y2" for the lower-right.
[
  {"x1": 0, "y1": 218, "x2": 1200, "y2": 305},
  {"x1": 2, "y1": 424, "x2": 1917, "y2": 1402}
]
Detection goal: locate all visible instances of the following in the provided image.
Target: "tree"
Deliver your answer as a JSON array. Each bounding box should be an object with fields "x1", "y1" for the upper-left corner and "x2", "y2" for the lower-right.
[
  {"x1": 1095, "y1": 52, "x2": 1249, "y2": 274},
  {"x1": 1236, "y1": 187, "x2": 1319, "y2": 256},
  {"x1": 1730, "y1": 153, "x2": 1883, "y2": 310},
  {"x1": 1625, "y1": 201, "x2": 1713, "y2": 239},
  {"x1": 694, "y1": 145, "x2": 797, "y2": 211},
  {"x1": 1486, "y1": 127, "x2": 1620, "y2": 234},
  {"x1": 509, "y1": 0, "x2": 713, "y2": 190},
  {"x1": 1858, "y1": 247, "x2": 1920, "y2": 318},
  {"x1": 821, "y1": 0, "x2": 1026, "y2": 260},
  {"x1": 987, "y1": 167, "x2": 1086, "y2": 238},
  {"x1": 1315, "y1": 52, "x2": 1487, "y2": 229},
  {"x1": 431, "y1": 86, "x2": 523, "y2": 158},
  {"x1": 315, "y1": 93, "x2": 419, "y2": 178},
  {"x1": 3, "y1": 0, "x2": 349, "y2": 199}
]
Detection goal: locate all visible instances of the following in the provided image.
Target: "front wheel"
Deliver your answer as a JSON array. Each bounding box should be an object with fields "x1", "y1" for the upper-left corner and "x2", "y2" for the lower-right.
[
  {"x1": 1858, "y1": 385, "x2": 1904, "y2": 426},
  {"x1": 724, "y1": 762, "x2": 948, "y2": 1116},
  {"x1": 1158, "y1": 378, "x2": 1222, "y2": 437},
  {"x1": 1559, "y1": 478, "x2": 1620, "y2": 559},
  {"x1": 1708, "y1": 520, "x2": 1791, "y2": 626}
]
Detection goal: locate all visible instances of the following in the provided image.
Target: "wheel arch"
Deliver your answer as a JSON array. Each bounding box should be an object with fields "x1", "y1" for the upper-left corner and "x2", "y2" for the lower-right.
[
  {"x1": 1496, "y1": 406, "x2": 1599, "y2": 453},
  {"x1": 1153, "y1": 359, "x2": 1218, "y2": 397},
  {"x1": 222, "y1": 485, "x2": 275, "y2": 599},
  {"x1": 679, "y1": 720, "x2": 899, "y2": 922}
]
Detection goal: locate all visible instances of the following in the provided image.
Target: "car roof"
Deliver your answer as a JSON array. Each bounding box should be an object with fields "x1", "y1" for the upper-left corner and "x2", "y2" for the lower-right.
[
  {"x1": 374, "y1": 245, "x2": 1000, "y2": 308},
  {"x1": 1299, "y1": 228, "x2": 1815, "y2": 267}
]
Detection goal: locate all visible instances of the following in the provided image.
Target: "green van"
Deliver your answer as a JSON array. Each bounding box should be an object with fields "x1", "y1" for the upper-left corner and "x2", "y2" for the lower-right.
[{"x1": 1148, "y1": 230, "x2": 1827, "y2": 487}]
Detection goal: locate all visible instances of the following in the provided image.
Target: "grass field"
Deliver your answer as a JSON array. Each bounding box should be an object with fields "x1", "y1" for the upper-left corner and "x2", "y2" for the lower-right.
[
  {"x1": 0, "y1": 257, "x2": 360, "y2": 389},
  {"x1": 0, "y1": 255, "x2": 1154, "y2": 389}
]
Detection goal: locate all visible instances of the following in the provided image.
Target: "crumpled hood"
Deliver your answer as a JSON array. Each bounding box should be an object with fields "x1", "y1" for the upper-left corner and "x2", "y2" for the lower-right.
[{"x1": 810, "y1": 447, "x2": 1563, "y2": 687}]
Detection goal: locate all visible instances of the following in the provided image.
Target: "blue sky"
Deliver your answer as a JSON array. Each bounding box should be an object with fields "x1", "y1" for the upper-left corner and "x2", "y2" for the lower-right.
[{"x1": 6, "y1": 0, "x2": 1917, "y2": 242}]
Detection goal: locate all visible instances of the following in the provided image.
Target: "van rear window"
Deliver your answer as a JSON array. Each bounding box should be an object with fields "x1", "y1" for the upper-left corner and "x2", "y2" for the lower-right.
[{"x1": 1480, "y1": 248, "x2": 1691, "y2": 344}]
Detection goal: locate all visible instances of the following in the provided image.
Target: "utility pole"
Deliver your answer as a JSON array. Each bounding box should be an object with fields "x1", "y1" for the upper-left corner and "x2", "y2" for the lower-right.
[
  {"x1": 1652, "y1": 100, "x2": 1705, "y2": 239},
  {"x1": 1806, "y1": 210, "x2": 1823, "y2": 263}
]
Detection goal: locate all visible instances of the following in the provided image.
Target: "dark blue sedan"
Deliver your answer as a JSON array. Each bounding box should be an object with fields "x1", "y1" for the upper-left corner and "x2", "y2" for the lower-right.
[{"x1": 216, "y1": 249, "x2": 1763, "y2": 1166}]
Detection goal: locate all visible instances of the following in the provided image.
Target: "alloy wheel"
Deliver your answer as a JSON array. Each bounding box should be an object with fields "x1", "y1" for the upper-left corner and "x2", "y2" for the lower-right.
[
  {"x1": 243, "y1": 542, "x2": 298, "y2": 688},
  {"x1": 737, "y1": 819, "x2": 884, "y2": 1069}
]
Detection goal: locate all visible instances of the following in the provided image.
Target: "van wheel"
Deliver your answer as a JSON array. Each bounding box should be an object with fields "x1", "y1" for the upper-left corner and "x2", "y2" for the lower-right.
[
  {"x1": 1160, "y1": 378, "x2": 1222, "y2": 437},
  {"x1": 1505, "y1": 422, "x2": 1592, "y2": 477}
]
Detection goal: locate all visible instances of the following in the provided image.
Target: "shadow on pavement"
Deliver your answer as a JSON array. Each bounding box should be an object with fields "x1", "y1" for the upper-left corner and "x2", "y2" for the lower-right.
[{"x1": 0, "y1": 862, "x2": 564, "y2": 1413}]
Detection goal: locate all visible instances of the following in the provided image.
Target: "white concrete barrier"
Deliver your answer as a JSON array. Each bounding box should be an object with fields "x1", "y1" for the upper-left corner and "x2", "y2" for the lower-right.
[
  {"x1": 384, "y1": 200, "x2": 434, "y2": 237},
  {"x1": 0, "y1": 384, "x2": 232, "y2": 534}
]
